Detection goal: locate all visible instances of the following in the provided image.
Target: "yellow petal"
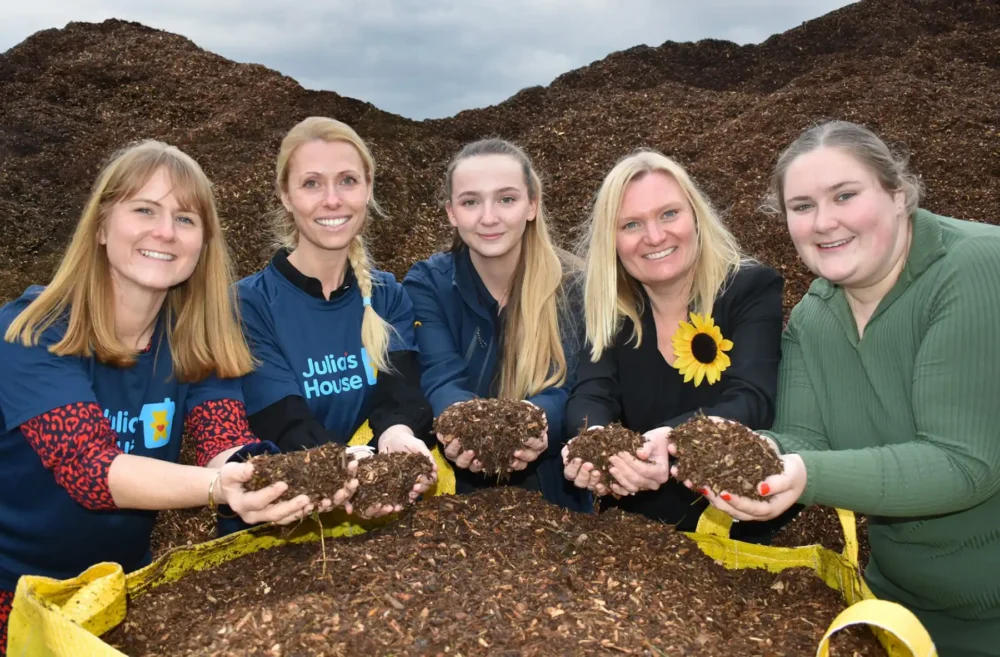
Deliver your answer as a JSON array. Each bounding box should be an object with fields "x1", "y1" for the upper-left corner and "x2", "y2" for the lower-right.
[
  {"x1": 693, "y1": 364, "x2": 706, "y2": 387},
  {"x1": 719, "y1": 339, "x2": 734, "y2": 351},
  {"x1": 689, "y1": 313, "x2": 704, "y2": 330},
  {"x1": 682, "y1": 366, "x2": 695, "y2": 383},
  {"x1": 709, "y1": 326, "x2": 724, "y2": 341},
  {"x1": 675, "y1": 354, "x2": 696, "y2": 369},
  {"x1": 706, "y1": 366, "x2": 720, "y2": 385},
  {"x1": 716, "y1": 352, "x2": 731, "y2": 369}
]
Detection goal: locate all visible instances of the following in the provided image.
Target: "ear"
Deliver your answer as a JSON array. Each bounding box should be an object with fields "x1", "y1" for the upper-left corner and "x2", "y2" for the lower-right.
[
  {"x1": 279, "y1": 190, "x2": 293, "y2": 214},
  {"x1": 97, "y1": 223, "x2": 107, "y2": 246},
  {"x1": 892, "y1": 189, "x2": 906, "y2": 215},
  {"x1": 526, "y1": 198, "x2": 538, "y2": 223},
  {"x1": 445, "y1": 201, "x2": 458, "y2": 229}
]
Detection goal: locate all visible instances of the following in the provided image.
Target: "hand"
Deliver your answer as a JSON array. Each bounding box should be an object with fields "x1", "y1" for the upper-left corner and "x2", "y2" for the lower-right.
[
  {"x1": 439, "y1": 433, "x2": 483, "y2": 473},
  {"x1": 512, "y1": 402, "x2": 548, "y2": 471},
  {"x1": 378, "y1": 425, "x2": 439, "y2": 501},
  {"x1": 677, "y1": 453, "x2": 807, "y2": 522},
  {"x1": 602, "y1": 426, "x2": 672, "y2": 497},
  {"x1": 216, "y1": 461, "x2": 328, "y2": 526},
  {"x1": 561, "y1": 428, "x2": 603, "y2": 492}
]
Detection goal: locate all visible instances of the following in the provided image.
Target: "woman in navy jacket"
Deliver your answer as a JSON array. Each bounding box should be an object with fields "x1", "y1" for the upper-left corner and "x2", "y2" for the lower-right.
[{"x1": 403, "y1": 138, "x2": 588, "y2": 511}]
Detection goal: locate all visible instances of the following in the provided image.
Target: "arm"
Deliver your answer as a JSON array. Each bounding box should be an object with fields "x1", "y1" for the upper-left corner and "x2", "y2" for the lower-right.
[
  {"x1": 791, "y1": 244, "x2": 1000, "y2": 515},
  {"x1": 663, "y1": 266, "x2": 784, "y2": 430},
  {"x1": 402, "y1": 270, "x2": 476, "y2": 415},
  {"x1": 564, "y1": 341, "x2": 622, "y2": 436}
]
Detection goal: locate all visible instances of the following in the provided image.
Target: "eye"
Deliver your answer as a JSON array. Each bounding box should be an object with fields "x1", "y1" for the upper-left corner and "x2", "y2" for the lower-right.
[
  {"x1": 500, "y1": 196, "x2": 516, "y2": 204},
  {"x1": 661, "y1": 209, "x2": 678, "y2": 220},
  {"x1": 461, "y1": 199, "x2": 478, "y2": 207},
  {"x1": 134, "y1": 207, "x2": 154, "y2": 215},
  {"x1": 790, "y1": 202, "x2": 813, "y2": 213},
  {"x1": 176, "y1": 215, "x2": 196, "y2": 225},
  {"x1": 622, "y1": 220, "x2": 641, "y2": 231},
  {"x1": 340, "y1": 176, "x2": 358, "y2": 186},
  {"x1": 303, "y1": 179, "x2": 319, "y2": 188},
  {"x1": 835, "y1": 191, "x2": 855, "y2": 202}
]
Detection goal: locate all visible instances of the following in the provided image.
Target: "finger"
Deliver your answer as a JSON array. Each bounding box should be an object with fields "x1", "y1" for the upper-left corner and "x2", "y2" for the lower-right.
[
  {"x1": 236, "y1": 481, "x2": 289, "y2": 510},
  {"x1": 610, "y1": 481, "x2": 631, "y2": 497},
  {"x1": 702, "y1": 487, "x2": 756, "y2": 522},
  {"x1": 245, "y1": 495, "x2": 310, "y2": 525},
  {"x1": 226, "y1": 462, "x2": 254, "y2": 484},
  {"x1": 454, "y1": 449, "x2": 475, "y2": 469},
  {"x1": 564, "y1": 458, "x2": 582, "y2": 480},
  {"x1": 317, "y1": 498, "x2": 334, "y2": 513},
  {"x1": 666, "y1": 442, "x2": 679, "y2": 456},
  {"x1": 469, "y1": 458, "x2": 484, "y2": 474},
  {"x1": 524, "y1": 436, "x2": 546, "y2": 452},
  {"x1": 593, "y1": 482, "x2": 609, "y2": 496},
  {"x1": 444, "y1": 439, "x2": 463, "y2": 460},
  {"x1": 572, "y1": 463, "x2": 594, "y2": 489},
  {"x1": 588, "y1": 469, "x2": 602, "y2": 489},
  {"x1": 511, "y1": 459, "x2": 527, "y2": 471},
  {"x1": 757, "y1": 473, "x2": 794, "y2": 497},
  {"x1": 561, "y1": 445, "x2": 570, "y2": 466}
]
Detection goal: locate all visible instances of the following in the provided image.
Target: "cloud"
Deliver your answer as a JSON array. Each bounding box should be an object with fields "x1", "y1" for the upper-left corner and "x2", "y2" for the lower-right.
[{"x1": 1, "y1": 0, "x2": 857, "y2": 120}]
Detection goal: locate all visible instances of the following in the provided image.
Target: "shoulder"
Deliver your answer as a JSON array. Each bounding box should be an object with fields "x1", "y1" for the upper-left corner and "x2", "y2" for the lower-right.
[
  {"x1": 404, "y1": 251, "x2": 455, "y2": 286},
  {"x1": 717, "y1": 262, "x2": 784, "y2": 311},
  {"x1": 235, "y1": 269, "x2": 272, "y2": 307}
]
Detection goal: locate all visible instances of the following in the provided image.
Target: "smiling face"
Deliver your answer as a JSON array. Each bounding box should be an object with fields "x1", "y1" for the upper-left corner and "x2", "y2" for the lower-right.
[
  {"x1": 614, "y1": 171, "x2": 698, "y2": 289},
  {"x1": 99, "y1": 166, "x2": 205, "y2": 299},
  {"x1": 446, "y1": 154, "x2": 537, "y2": 261},
  {"x1": 281, "y1": 138, "x2": 371, "y2": 256},
  {"x1": 783, "y1": 146, "x2": 908, "y2": 289}
]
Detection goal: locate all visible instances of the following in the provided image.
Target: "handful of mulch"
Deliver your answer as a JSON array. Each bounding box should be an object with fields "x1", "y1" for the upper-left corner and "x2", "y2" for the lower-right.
[
  {"x1": 433, "y1": 398, "x2": 545, "y2": 476},
  {"x1": 564, "y1": 422, "x2": 646, "y2": 482},
  {"x1": 670, "y1": 413, "x2": 782, "y2": 500},
  {"x1": 245, "y1": 442, "x2": 355, "y2": 504},
  {"x1": 352, "y1": 452, "x2": 435, "y2": 511}
]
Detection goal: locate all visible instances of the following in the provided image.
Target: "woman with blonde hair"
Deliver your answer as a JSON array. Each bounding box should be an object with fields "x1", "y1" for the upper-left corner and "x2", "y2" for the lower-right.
[
  {"x1": 0, "y1": 140, "x2": 341, "y2": 656},
  {"x1": 403, "y1": 138, "x2": 588, "y2": 510},
  {"x1": 692, "y1": 120, "x2": 1000, "y2": 655},
  {"x1": 237, "y1": 117, "x2": 436, "y2": 519},
  {"x1": 563, "y1": 149, "x2": 791, "y2": 539}
]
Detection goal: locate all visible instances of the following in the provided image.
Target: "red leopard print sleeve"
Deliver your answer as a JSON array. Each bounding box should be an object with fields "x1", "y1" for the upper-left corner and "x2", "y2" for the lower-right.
[
  {"x1": 185, "y1": 399, "x2": 258, "y2": 468},
  {"x1": 0, "y1": 587, "x2": 12, "y2": 657},
  {"x1": 19, "y1": 403, "x2": 120, "y2": 511}
]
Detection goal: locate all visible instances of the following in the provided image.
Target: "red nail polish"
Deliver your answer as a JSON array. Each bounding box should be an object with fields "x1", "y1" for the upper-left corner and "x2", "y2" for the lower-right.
[
  {"x1": 720, "y1": 493, "x2": 732, "y2": 502},
  {"x1": 760, "y1": 483, "x2": 771, "y2": 496},
  {"x1": 700, "y1": 487, "x2": 710, "y2": 496}
]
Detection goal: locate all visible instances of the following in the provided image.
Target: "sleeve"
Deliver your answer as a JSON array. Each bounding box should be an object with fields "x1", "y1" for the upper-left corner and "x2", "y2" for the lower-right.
[
  {"x1": 402, "y1": 267, "x2": 477, "y2": 416},
  {"x1": 787, "y1": 243, "x2": 1000, "y2": 515},
  {"x1": 662, "y1": 266, "x2": 784, "y2": 430},
  {"x1": 760, "y1": 313, "x2": 833, "y2": 452},
  {"x1": 247, "y1": 394, "x2": 346, "y2": 451},
  {"x1": 564, "y1": 340, "x2": 622, "y2": 438},
  {"x1": 0, "y1": 322, "x2": 99, "y2": 431},
  {"x1": 236, "y1": 290, "x2": 306, "y2": 416},
  {"x1": 184, "y1": 398, "x2": 260, "y2": 467},
  {"x1": 367, "y1": 350, "x2": 435, "y2": 446},
  {"x1": 19, "y1": 402, "x2": 121, "y2": 511}
]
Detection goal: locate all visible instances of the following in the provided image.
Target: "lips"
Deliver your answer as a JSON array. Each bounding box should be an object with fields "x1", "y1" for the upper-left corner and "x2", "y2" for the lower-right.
[
  {"x1": 315, "y1": 217, "x2": 350, "y2": 228},
  {"x1": 139, "y1": 249, "x2": 176, "y2": 261},
  {"x1": 643, "y1": 246, "x2": 677, "y2": 260},
  {"x1": 478, "y1": 233, "x2": 504, "y2": 241},
  {"x1": 817, "y1": 237, "x2": 854, "y2": 249}
]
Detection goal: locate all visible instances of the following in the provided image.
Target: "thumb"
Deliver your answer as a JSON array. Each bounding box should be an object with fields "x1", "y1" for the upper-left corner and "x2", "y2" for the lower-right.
[{"x1": 226, "y1": 462, "x2": 254, "y2": 484}]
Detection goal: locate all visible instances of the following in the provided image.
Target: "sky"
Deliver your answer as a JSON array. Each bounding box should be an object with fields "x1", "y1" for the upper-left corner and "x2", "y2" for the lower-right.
[{"x1": 1, "y1": 1, "x2": 857, "y2": 120}]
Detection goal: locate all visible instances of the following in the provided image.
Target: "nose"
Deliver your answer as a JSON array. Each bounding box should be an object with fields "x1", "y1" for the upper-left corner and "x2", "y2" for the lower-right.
[
  {"x1": 151, "y1": 212, "x2": 177, "y2": 241},
  {"x1": 480, "y1": 203, "x2": 499, "y2": 226},
  {"x1": 322, "y1": 185, "x2": 342, "y2": 208},
  {"x1": 643, "y1": 220, "x2": 665, "y2": 245},
  {"x1": 813, "y1": 202, "x2": 839, "y2": 233}
]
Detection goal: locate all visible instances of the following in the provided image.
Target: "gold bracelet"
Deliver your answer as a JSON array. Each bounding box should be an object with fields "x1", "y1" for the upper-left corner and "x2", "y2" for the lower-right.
[{"x1": 208, "y1": 469, "x2": 238, "y2": 519}]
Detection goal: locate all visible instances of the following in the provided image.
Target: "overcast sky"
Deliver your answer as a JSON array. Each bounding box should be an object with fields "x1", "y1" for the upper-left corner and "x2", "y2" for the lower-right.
[{"x1": 2, "y1": 1, "x2": 856, "y2": 120}]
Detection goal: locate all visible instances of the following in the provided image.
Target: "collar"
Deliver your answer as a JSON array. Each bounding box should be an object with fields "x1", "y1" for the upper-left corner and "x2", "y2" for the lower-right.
[
  {"x1": 271, "y1": 248, "x2": 356, "y2": 301},
  {"x1": 452, "y1": 246, "x2": 500, "y2": 320}
]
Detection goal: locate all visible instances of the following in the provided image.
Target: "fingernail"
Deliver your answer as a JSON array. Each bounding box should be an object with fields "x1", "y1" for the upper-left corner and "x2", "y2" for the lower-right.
[
  {"x1": 700, "y1": 487, "x2": 710, "y2": 495},
  {"x1": 760, "y1": 483, "x2": 770, "y2": 496},
  {"x1": 720, "y1": 493, "x2": 731, "y2": 502}
]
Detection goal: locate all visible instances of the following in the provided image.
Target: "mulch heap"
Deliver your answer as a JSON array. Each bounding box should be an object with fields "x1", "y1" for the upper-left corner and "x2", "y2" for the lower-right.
[
  {"x1": 564, "y1": 422, "x2": 646, "y2": 481},
  {"x1": 1, "y1": 1, "x2": 997, "y2": 316},
  {"x1": 107, "y1": 487, "x2": 883, "y2": 657},
  {"x1": 433, "y1": 398, "x2": 546, "y2": 477}
]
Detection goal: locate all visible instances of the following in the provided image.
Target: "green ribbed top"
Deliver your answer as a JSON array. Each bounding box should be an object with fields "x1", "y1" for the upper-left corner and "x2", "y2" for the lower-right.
[{"x1": 766, "y1": 209, "x2": 1000, "y2": 655}]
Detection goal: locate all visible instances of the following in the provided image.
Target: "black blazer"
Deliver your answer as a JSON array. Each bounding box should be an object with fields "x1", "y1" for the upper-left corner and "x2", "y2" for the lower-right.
[{"x1": 565, "y1": 263, "x2": 784, "y2": 531}]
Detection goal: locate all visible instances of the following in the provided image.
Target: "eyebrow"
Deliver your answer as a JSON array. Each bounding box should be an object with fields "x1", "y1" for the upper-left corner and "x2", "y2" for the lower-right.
[
  {"x1": 786, "y1": 180, "x2": 862, "y2": 203},
  {"x1": 128, "y1": 198, "x2": 199, "y2": 215},
  {"x1": 619, "y1": 203, "x2": 682, "y2": 222},
  {"x1": 300, "y1": 169, "x2": 361, "y2": 177},
  {"x1": 457, "y1": 186, "x2": 522, "y2": 197}
]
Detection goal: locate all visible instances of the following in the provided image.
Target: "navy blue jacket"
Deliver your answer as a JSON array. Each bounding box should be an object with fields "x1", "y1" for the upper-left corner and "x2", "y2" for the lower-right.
[{"x1": 403, "y1": 247, "x2": 590, "y2": 511}]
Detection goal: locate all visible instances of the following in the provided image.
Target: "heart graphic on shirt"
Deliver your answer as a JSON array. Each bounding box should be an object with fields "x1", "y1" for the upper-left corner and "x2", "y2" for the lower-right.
[{"x1": 156, "y1": 424, "x2": 165, "y2": 432}]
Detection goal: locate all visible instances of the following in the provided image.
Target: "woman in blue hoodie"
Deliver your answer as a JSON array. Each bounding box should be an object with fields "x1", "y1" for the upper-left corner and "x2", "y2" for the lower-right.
[{"x1": 403, "y1": 139, "x2": 588, "y2": 511}]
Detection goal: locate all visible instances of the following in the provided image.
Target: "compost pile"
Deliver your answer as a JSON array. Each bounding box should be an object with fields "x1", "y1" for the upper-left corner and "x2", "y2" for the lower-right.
[
  {"x1": 564, "y1": 422, "x2": 646, "y2": 481},
  {"x1": 108, "y1": 488, "x2": 883, "y2": 656},
  {"x1": 1, "y1": 0, "x2": 996, "y2": 316}
]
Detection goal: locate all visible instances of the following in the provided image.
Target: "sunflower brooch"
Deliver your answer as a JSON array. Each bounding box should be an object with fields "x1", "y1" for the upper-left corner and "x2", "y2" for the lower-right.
[{"x1": 671, "y1": 312, "x2": 733, "y2": 387}]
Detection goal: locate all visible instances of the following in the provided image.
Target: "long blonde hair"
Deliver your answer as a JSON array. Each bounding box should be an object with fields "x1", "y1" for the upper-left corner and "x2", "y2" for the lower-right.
[
  {"x1": 5, "y1": 140, "x2": 253, "y2": 382},
  {"x1": 272, "y1": 116, "x2": 394, "y2": 373},
  {"x1": 582, "y1": 149, "x2": 748, "y2": 361},
  {"x1": 443, "y1": 138, "x2": 571, "y2": 399}
]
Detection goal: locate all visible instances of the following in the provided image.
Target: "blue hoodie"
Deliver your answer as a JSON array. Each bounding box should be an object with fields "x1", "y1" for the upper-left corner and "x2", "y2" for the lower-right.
[{"x1": 403, "y1": 247, "x2": 590, "y2": 512}]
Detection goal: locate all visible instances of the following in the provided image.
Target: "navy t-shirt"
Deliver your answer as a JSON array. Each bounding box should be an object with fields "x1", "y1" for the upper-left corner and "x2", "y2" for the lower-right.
[
  {"x1": 0, "y1": 287, "x2": 245, "y2": 591},
  {"x1": 237, "y1": 263, "x2": 418, "y2": 444}
]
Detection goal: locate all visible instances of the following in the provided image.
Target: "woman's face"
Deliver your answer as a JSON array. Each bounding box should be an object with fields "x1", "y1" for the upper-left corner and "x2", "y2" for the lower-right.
[{"x1": 783, "y1": 146, "x2": 907, "y2": 290}]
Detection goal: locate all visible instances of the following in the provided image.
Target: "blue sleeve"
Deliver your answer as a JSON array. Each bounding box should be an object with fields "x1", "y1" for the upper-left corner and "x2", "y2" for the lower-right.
[
  {"x1": 378, "y1": 275, "x2": 418, "y2": 353},
  {"x1": 0, "y1": 320, "x2": 98, "y2": 431},
  {"x1": 237, "y1": 288, "x2": 304, "y2": 416},
  {"x1": 402, "y1": 268, "x2": 476, "y2": 416}
]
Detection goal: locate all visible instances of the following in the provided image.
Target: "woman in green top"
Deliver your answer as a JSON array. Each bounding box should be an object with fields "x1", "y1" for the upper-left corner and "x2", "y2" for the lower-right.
[{"x1": 677, "y1": 120, "x2": 1000, "y2": 657}]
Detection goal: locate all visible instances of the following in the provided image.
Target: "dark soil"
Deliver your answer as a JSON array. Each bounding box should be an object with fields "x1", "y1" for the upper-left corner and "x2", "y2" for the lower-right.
[
  {"x1": 107, "y1": 488, "x2": 883, "y2": 656},
  {"x1": 564, "y1": 422, "x2": 646, "y2": 481},
  {"x1": 433, "y1": 399, "x2": 546, "y2": 476},
  {"x1": 671, "y1": 414, "x2": 783, "y2": 500},
  {"x1": 772, "y1": 505, "x2": 873, "y2": 572},
  {"x1": 149, "y1": 507, "x2": 215, "y2": 558},
  {"x1": 352, "y1": 452, "x2": 436, "y2": 511},
  {"x1": 245, "y1": 442, "x2": 355, "y2": 504}
]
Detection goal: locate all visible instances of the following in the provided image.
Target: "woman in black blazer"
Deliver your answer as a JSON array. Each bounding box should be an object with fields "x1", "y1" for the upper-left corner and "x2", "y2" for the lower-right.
[{"x1": 563, "y1": 149, "x2": 796, "y2": 541}]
